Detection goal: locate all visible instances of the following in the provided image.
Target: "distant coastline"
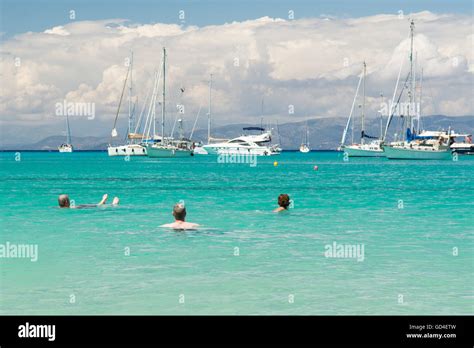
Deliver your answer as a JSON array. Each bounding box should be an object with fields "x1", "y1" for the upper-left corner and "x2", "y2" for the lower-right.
[
  {"x1": 0, "y1": 149, "x2": 341, "y2": 153},
  {"x1": 2, "y1": 115, "x2": 472, "y2": 152}
]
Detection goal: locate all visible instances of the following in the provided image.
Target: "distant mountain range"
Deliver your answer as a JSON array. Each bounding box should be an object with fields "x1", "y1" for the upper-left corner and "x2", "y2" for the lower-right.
[{"x1": 1, "y1": 115, "x2": 472, "y2": 151}]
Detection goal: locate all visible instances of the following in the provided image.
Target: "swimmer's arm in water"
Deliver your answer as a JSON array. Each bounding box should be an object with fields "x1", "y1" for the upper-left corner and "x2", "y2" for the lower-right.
[{"x1": 273, "y1": 207, "x2": 285, "y2": 212}]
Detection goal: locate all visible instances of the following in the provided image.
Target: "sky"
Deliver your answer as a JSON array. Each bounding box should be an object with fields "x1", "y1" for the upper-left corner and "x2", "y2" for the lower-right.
[{"x1": 0, "y1": 0, "x2": 473, "y2": 144}]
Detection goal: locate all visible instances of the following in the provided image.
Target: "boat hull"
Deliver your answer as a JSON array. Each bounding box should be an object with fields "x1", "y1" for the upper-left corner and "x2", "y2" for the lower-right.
[
  {"x1": 343, "y1": 146, "x2": 384, "y2": 157},
  {"x1": 203, "y1": 145, "x2": 279, "y2": 156},
  {"x1": 146, "y1": 146, "x2": 193, "y2": 158},
  {"x1": 451, "y1": 144, "x2": 474, "y2": 155},
  {"x1": 108, "y1": 144, "x2": 147, "y2": 156},
  {"x1": 193, "y1": 146, "x2": 208, "y2": 155},
  {"x1": 383, "y1": 145, "x2": 452, "y2": 160},
  {"x1": 58, "y1": 145, "x2": 73, "y2": 153},
  {"x1": 299, "y1": 145, "x2": 310, "y2": 153}
]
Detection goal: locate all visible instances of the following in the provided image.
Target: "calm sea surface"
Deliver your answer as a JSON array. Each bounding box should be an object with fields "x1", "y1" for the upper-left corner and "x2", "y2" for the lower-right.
[{"x1": 0, "y1": 151, "x2": 472, "y2": 314}]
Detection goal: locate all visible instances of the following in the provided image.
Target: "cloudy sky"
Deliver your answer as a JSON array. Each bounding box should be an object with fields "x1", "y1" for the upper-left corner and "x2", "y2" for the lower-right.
[{"x1": 0, "y1": 0, "x2": 472, "y2": 144}]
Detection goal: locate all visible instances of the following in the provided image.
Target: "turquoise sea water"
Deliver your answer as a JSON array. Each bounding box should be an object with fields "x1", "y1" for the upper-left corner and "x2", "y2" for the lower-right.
[{"x1": 0, "y1": 151, "x2": 472, "y2": 315}]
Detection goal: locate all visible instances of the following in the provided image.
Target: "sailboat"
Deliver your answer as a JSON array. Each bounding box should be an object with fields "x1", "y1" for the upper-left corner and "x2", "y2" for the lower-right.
[
  {"x1": 108, "y1": 51, "x2": 147, "y2": 156},
  {"x1": 58, "y1": 114, "x2": 73, "y2": 152},
  {"x1": 146, "y1": 47, "x2": 194, "y2": 158},
  {"x1": 382, "y1": 20, "x2": 453, "y2": 160},
  {"x1": 299, "y1": 121, "x2": 310, "y2": 153},
  {"x1": 193, "y1": 74, "x2": 215, "y2": 155},
  {"x1": 339, "y1": 62, "x2": 384, "y2": 157}
]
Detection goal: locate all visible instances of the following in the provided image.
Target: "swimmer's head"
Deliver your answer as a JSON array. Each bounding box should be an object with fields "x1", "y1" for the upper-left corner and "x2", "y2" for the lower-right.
[
  {"x1": 173, "y1": 203, "x2": 186, "y2": 221},
  {"x1": 58, "y1": 194, "x2": 70, "y2": 208},
  {"x1": 278, "y1": 194, "x2": 290, "y2": 209}
]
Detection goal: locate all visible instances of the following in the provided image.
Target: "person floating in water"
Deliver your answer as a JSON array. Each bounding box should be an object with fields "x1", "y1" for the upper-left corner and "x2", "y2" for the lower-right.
[
  {"x1": 161, "y1": 203, "x2": 199, "y2": 230},
  {"x1": 58, "y1": 194, "x2": 119, "y2": 209},
  {"x1": 273, "y1": 194, "x2": 291, "y2": 212}
]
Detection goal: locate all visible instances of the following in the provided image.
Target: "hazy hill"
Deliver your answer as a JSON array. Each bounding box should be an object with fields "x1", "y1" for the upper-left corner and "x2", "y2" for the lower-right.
[{"x1": 1, "y1": 115, "x2": 472, "y2": 150}]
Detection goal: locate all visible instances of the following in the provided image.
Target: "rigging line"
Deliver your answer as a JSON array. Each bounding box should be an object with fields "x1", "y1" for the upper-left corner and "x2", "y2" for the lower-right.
[
  {"x1": 134, "y1": 78, "x2": 153, "y2": 135},
  {"x1": 340, "y1": 70, "x2": 363, "y2": 147},
  {"x1": 189, "y1": 105, "x2": 202, "y2": 140},
  {"x1": 385, "y1": 72, "x2": 410, "y2": 141},
  {"x1": 109, "y1": 62, "x2": 131, "y2": 144},
  {"x1": 170, "y1": 112, "x2": 178, "y2": 138}
]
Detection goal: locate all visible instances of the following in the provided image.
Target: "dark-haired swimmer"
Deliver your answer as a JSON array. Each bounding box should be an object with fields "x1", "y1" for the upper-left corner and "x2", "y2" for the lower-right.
[{"x1": 273, "y1": 194, "x2": 291, "y2": 213}]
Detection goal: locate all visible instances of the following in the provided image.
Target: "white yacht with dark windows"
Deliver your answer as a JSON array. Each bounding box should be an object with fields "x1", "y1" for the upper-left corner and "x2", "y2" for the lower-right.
[{"x1": 203, "y1": 127, "x2": 281, "y2": 156}]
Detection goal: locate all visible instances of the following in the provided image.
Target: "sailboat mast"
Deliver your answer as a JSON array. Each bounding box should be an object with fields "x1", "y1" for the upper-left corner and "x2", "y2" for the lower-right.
[
  {"x1": 128, "y1": 50, "x2": 133, "y2": 139},
  {"x1": 340, "y1": 70, "x2": 363, "y2": 147},
  {"x1": 379, "y1": 93, "x2": 384, "y2": 139},
  {"x1": 418, "y1": 68, "x2": 423, "y2": 133},
  {"x1": 162, "y1": 47, "x2": 166, "y2": 144},
  {"x1": 208, "y1": 74, "x2": 212, "y2": 144},
  {"x1": 361, "y1": 61, "x2": 366, "y2": 144},
  {"x1": 66, "y1": 114, "x2": 71, "y2": 144},
  {"x1": 306, "y1": 121, "x2": 309, "y2": 146},
  {"x1": 408, "y1": 19, "x2": 415, "y2": 138}
]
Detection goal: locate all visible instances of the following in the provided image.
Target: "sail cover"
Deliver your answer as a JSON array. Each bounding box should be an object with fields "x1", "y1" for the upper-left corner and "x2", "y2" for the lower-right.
[
  {"x1": 243, "y1": 127, "x2": 265, "y2": 131},
  {"x1": 361, "y1": 131, "x2": 378, "y2": 139}
]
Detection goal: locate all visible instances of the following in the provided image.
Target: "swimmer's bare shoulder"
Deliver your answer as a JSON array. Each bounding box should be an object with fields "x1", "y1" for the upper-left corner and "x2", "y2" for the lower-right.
[{"x1": 161, "y1": 222, "x2": 200, "y2": 230}]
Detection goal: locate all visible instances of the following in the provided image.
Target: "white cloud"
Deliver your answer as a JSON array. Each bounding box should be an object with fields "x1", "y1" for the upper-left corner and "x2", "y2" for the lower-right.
[{"x1": 0, "y1": 11, "x2": 472, "y2": 143}]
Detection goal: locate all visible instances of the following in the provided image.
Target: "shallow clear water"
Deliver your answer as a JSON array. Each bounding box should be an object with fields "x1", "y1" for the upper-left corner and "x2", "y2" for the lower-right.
[{"x1": 0, "y1": 151, "x2": 473, "y2": 315}]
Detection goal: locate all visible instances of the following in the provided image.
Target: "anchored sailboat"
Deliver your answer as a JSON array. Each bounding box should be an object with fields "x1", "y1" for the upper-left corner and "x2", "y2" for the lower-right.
[
  {"x1": 299, "y1": 121, "x2": 310, "y2": 153},
  {"x1": 108, "y1": 51, "x2": 147, "y2": 156},
  {"x1": 193, "y1": 74, "x2": 216, "y2": 155},
  {"x1": 146, "y1": 47, "x2": 194, "y2": 158},
  {"x1": 58, "y1": 114, "x2": 73, "y2": 152},
  {"x1": 382, "y1": 20, "x2": 453, "y2": 160},
  {"x1": 339, "y1": 62, "x2": 384, "y2": 157}
]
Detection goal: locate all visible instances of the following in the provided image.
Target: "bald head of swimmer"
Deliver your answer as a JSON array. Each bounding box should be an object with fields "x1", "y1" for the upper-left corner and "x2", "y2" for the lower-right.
[
  {"x1": 58, "y1": 194, "x2": 70, "y2": 208},
  {"x1": 278, "y1": 194, "x2": 290, "y2": 210},
  {"x1": 173, "y1": 203, "x2": 186, "y2": 221}
]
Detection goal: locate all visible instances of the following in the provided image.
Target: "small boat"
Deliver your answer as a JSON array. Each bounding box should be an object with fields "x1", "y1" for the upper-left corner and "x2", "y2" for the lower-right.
[
  {"x1": 193, "y1": 75, "x2": 214, "y2": 156},
  {"x1": 58, "y1": 114, "x2": 73, "y2": 152},
  {"x1": 146, "y1": 47, "x2": 194, "y2": 158},
  {"x1": 450, "y1": 134, "x2": 473, "y2": 155},
  {"x1": 383, "y1": 135, "x2": 452, "y2": 160},
  {"x1": 147, "y1": 141, "x2": 193, "y2": 157},
  {"x1": 198, "y1": 77, "x2": 279, "y2": 156},
  {"x1": 299, "y1": 144, "x2": 310, "y2": 153},
  {"x1": 343, "y1": 141, "x2": 384, "y2": 157},
  {"x1": 108, "y1": 50, "x2": 147, "y2": 156},
  {"x1": 58, "y1": 143, "x2": 73, "y2": 153},
  {"x1": 383, "y1": 21, "x2": 453, "y2": 160},
  {"x1": 299, "y1": 121, "x2": 310, "y2": 153},
  {"x1": 339, "y1": 62, "x2": 384, "y2": 157}
]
